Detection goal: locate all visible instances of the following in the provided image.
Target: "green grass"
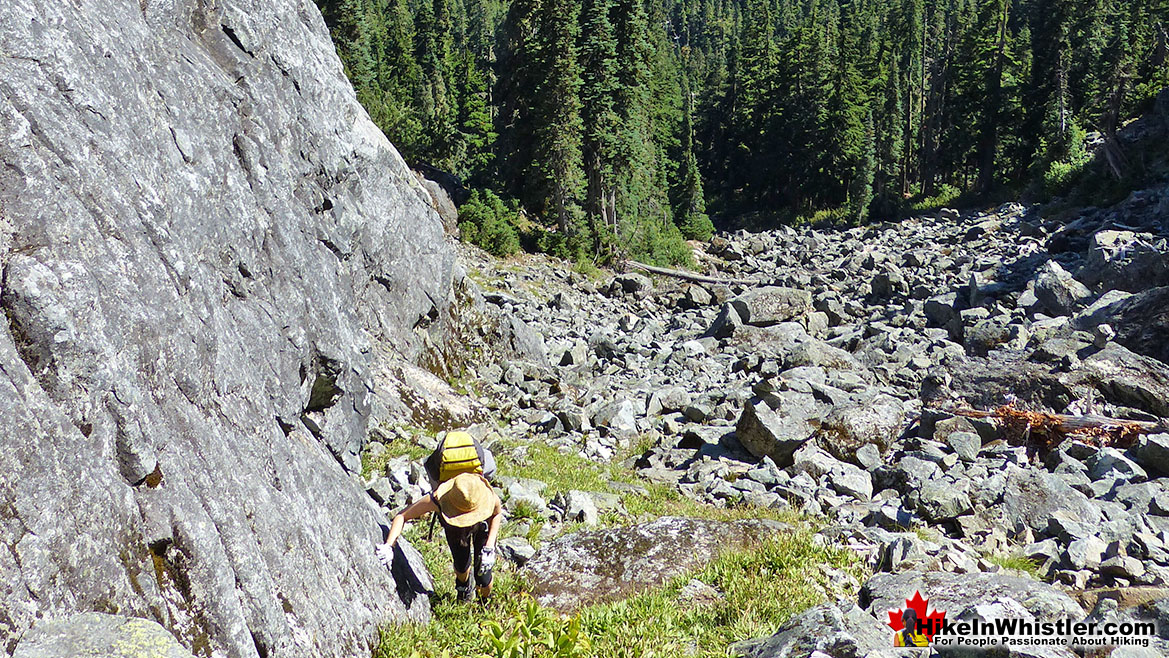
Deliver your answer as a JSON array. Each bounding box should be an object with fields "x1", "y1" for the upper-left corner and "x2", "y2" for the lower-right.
[
  {"x1": 497, "y1": 441, "x2": 797, "y2": 526},
  {"x1": 906, "y1": 183, "x2": 963, "y2": 214},
  {"x1": 361, "y1": 426, "x2": 434, "y2": 479},
  {"x1": 911, "y1": 525, "x2": 938, "y2": 542},
  {"x1": 371, "y1": 433, "x2": 865, "y2": 658},
  {"x1": 987, "y1": 553, "x2": 1041, "y2": 579},
  {"x1": 571, "y1": 259, "x2": 605, "y2": 281},
  {"x1": 376, "y1": 526, "x2": 865, "y2": 658},
  {"x1": 499, "y1": 442, "x2": 620, "y2": 499}
]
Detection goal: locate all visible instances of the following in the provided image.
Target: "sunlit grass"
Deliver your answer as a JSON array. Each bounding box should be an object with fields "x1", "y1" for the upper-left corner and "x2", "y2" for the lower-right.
[
  {"x1": 376, "y1": 526, "x2": 865, "y2": 658},
  {"x1": 369, "y1": 429, "x2": 864, "y2": 658},
  {"x1": 987, "y1": 553, "x2": 1042, "y2": 579}
]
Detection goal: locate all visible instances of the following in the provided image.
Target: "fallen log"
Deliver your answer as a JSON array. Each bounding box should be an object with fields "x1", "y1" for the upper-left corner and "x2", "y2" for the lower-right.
[
  {"x1": 938, "y1": 404, "x2": 1167, "y2": 454},
  {"x1": 625, "y1": 260, "x2": 762, "y2": 287}
]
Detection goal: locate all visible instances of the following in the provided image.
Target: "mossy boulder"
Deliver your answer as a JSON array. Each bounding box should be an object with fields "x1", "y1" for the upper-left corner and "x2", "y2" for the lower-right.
[
  {"x1": 523, "y1": 516, "x2": 788, "y2": 611},
  {"x1": 13, "y1": 613, "x2": 195, "y2": 658}
]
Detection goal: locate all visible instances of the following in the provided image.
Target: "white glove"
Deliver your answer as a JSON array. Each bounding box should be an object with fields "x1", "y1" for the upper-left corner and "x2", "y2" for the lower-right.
[
  {"x1": 376, "y1": 542, "x2": 394, "y2": 568},
  {"x1": 478, "y1": 546, "x2": 496, "y2": 574}
]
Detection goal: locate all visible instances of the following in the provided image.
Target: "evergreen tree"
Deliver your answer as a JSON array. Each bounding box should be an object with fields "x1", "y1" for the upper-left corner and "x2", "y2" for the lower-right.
[
  {"x1": 495, "y1": 0, "x2": 542, "y2": 199},
  {"x1": 579, "y1": 0, "x2": 621, "y2": 252},
  {"x1": 613, "y1": 0, "x2": 681, "y2": 260},
  {"x1": 675, "y1": 75, "x2": 714, "y2": 239},
  {"x1": 973, "y1": 0, "x2": 1012, "y2": 193},
  {"x1": 827, "y1": 5, "x2": 872, "y2": 218},
  {"x1": 532, "y1": 0, "x2": 587, "y2": 242}
]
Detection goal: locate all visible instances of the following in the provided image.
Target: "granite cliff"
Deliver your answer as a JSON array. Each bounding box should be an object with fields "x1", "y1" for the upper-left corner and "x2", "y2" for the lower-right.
[{"x1": 0, "y1": 0, "x2": 461, "y2": 655}]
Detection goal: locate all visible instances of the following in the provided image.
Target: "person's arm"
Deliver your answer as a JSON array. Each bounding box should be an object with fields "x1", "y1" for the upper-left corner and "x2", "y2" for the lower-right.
[
  {"x1": 385, "y1": 496, "x2": 438, "y2": 547},
  {"x1": 484, "y1": 499, "x2": 504, "y2": 549}
]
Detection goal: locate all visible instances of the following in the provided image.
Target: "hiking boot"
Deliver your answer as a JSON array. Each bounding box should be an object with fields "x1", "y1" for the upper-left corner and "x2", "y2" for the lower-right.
[{"x1": 455, "y1": 580, "x2": 473, "y2": 603}]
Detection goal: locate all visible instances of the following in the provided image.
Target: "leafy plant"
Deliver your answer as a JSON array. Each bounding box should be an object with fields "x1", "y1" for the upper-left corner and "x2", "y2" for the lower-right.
[{"x1": 484, "y1": 599, "x2": 591, "y2": 658}]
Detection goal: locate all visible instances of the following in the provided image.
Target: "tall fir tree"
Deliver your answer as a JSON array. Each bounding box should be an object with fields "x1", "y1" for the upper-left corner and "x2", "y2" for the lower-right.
[
  {"x1": 494, "y1": 0, "x2": 542, "y2": 199},
  {"x1": 533, "y1": 0, "x2": 587, "y2": 242},
  {"x1": 579, "y1": 0, "x2": 621, "y2": 252}
]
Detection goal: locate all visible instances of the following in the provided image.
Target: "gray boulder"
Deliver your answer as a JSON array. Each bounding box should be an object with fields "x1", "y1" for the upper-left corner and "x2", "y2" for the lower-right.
[
  {"x1": 965, "y1": 315, "x2": 1018, "y2": 356},
  {"x1": 614, "y1": 273, "x2": 653, "y2": 294},
  {"x1": 998, "y1": 469, "x2": 1104, "y2": 535},
  {"x1": 860, "y1": 571, "x2": 1085, "y2": 637},
  {"x1": 946, "y1": 431, "x2": 981, "y2": 462},
  {"x1": 1086, "y1": 448, "x2": 1147, "y2": 482},
  {"x1": 681, "y1": 284, "x2": 715, "y2": 308},
  {"x1": 814, "y1": 396, "x2": 905, "y2": 463},
  {"x1": 789, "y1": 443, "x2": 843, "y2": 479},
  {"x1": 736, "y1": 603, "x2": 898, "y2": 658},
  {"x1": 729, "y1": 287, "x2": 813, "y2": 327},
  {"x1": 1076, "y1": 287, "x2": 1169, "y2": 365},
  {"x1": 707, "y1": 303, "x2": 745, "y2": 339},
  {"x1": 948, "y1": 352, "x2": 1075, "y2": 412},
  {"x1": 505, "y1": 314, "x2": 549, "y2": 365},
  {"x1": 790, "y1": 444, "x2": 873, "y2": 501},
  {"x1": 1133, "y1": 434, "x2": 1169, "y2": 476},
  {"x1": 917, "y1": 481, "x2": 974, "y2": 522},
  {"x1": 554, "y1": 490, "x2": 601, "y2": 526},
  {"x1": 524, "y1": 516, "x2": 784, "y2": 610},
  {"x1": 497, "y1": 537, "x2": 537, "y2": 566},
  {"x1": 1078, "y1": 230, "x2": 1169, "y2": 293},
  {"x1": 1063, "y1": 343, "x2": 1169, "y2": 417},
  {"x1": 871, "y1": 266, "x2": 908, "y2": 299},
  {"x1": 13, "y1": 613, "x2": 195, "y2": 658},
  {"x1": 828, "y1": 464, "x2": 875, "y2": 502},
  {"x1": 504, "y1": 478, "x2": 550, "y2": 515},
  {"x1": 0, "y1": 0, "x2": 449, "y2": 654},
  {"x1": 647, "y1": 388, "x2": 693, "y2": 416},
  {"x1": 732, "y1": 323, "x2": 864, "y2": 373},
  {"x1": 736, "y1": 397, "x2": 818, "y2": 467},
  {"x1": 593, "y1": 399, "x2": 640, "y2": 434},
  {"x1": 1034, "y1": 260, "x2": 1093, "y2": 316},
  {"x1": 925, "y1": 293, "x2": 960, "y2": 327}
]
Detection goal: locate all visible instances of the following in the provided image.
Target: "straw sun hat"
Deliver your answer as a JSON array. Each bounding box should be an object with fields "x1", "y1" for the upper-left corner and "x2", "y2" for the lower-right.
[{"x1": 434, "y1": 473, "x2": 496, "y2": 527}]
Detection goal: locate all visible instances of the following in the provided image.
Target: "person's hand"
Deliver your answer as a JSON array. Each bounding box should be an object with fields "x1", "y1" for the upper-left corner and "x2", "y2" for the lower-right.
[
  {"x1": 376, "y1": 542, "x2": 394, "y2": 567},
  {"x1": 478, "y1": 546, "x2": 496, "y2": 575}
]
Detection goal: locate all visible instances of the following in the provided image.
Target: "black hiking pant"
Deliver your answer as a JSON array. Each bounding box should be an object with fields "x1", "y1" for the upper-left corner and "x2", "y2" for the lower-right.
[{"x1": 444, "y1": 521, "x2": 491, "y2": 587}]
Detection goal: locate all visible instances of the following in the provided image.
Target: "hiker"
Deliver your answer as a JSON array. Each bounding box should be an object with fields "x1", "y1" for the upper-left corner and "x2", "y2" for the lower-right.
[
  {"x1": 894, "y1": 607, "x2": 929, "y2": 647},
  {"x1": 378, "y1": 472, "x2": 503, "y2": 602},
  {"x1": 377, "y1": 431, "x2": 501, "y2": 602}
]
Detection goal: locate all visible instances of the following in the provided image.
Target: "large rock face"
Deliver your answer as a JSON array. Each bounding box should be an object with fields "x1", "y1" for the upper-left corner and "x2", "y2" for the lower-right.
[{"x1": 0, "y1": 0, "x2": 454, "y2": 656}]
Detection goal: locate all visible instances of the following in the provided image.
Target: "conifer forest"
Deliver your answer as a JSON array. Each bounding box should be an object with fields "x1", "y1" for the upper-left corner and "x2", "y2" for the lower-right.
[{"x1": 316, "y1": 0, "x2": 1169, "y2": 264}]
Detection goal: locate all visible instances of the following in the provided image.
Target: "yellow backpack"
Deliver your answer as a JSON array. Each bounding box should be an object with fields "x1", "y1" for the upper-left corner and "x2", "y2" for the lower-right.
[{"x1": 434, "y1": 431, "x2": 483, "y2": 482}]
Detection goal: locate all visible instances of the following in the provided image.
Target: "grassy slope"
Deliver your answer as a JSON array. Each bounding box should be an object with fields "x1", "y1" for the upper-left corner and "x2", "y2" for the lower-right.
[{"x1": 370, "y1": 437, "x2": 867, "y2": 658}]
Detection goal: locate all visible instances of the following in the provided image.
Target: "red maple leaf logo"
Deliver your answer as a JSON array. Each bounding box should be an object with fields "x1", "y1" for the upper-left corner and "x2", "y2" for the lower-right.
[{"x1": 887, "y1": 591, "x2": 947, "y2": 641}]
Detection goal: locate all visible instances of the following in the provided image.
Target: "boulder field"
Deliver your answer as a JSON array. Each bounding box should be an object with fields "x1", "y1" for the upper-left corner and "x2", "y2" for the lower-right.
[{"x1": 368, "y1": 191, "x2": 1169, "y2": 655}]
